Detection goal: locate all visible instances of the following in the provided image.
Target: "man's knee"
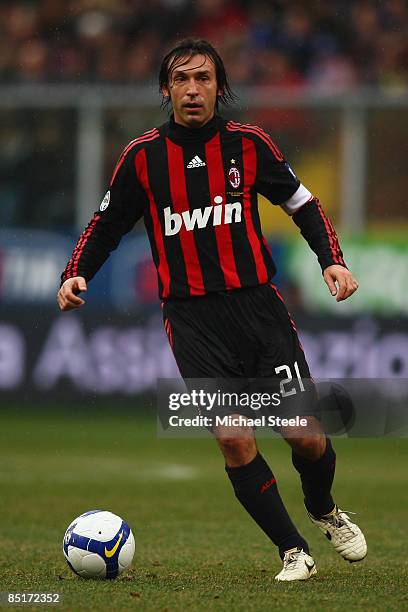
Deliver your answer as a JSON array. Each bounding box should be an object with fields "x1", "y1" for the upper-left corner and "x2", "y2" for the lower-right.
[
  {"x1": 217, "y1": 435, "x2": 257, "y2": 467},
  {"x1": 290, "y1": 436, "x2": 327, "y2": 462}
]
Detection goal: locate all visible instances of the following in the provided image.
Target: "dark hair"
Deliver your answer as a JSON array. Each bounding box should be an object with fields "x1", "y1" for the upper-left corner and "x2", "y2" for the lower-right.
[{"x1": 159, "y1": 38, "x2": 237, "y2": 111}]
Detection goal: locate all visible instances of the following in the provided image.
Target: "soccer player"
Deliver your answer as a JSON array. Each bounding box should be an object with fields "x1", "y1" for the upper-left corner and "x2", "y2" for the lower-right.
[{"x1": 57, "y1": 39, "x2": 367, "y2": 581}]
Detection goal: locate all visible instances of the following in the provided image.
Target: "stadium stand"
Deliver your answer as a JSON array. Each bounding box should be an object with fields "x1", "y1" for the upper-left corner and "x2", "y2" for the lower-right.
[{"x1": 0, "y1": 0, "x2": 407, "y2": 89}]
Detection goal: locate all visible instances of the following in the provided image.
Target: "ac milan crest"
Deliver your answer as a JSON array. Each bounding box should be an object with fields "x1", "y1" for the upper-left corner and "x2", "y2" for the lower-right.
[{"x1": 228, "y1": 166, "x2": 241, "y2": 189}]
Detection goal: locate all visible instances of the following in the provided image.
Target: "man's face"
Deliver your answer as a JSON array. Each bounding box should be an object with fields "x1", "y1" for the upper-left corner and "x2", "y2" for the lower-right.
[{"x1": 163, "y1": 54, "x2": 221, "y2": 128}]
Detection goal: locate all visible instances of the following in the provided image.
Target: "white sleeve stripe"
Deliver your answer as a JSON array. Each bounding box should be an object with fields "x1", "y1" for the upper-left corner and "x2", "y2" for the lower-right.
[{"x1": 279, "y1": 184, "x2": 313, "y2": 215}]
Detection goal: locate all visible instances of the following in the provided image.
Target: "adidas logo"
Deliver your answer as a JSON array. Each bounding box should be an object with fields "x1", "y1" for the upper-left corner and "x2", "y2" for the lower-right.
[{"x1": 187, "y1": 155, "x2": 206, "y2": 168}]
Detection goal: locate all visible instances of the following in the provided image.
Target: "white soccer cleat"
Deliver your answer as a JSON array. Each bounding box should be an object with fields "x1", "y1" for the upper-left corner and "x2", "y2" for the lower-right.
[
  {"x1": 308, "y1": 506, "x2": 367, "y2": 562},
  {"x1": 274, "y1": 548, "x2": 317, "y2": 581}
]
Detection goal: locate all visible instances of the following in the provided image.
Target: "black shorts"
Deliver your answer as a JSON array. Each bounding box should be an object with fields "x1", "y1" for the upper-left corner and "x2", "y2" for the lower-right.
[{"x1": 162, "y1": 283, "x2": 317, "y2": 419}]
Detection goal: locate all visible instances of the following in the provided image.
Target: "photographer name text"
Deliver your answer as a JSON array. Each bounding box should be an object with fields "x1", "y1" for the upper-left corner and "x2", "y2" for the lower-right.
[{"x1": 167, "y1": 415, "x2": 308, "y2": 428}]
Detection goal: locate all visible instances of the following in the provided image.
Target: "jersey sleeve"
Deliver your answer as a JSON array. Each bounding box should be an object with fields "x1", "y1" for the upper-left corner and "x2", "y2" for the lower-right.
[
  {"x1": 61, "y1": 145, "x2": 147, "y2": 284},
  {"x1": 292, "y1": 198, "x2": 347, "y2": 271},
  {"x1": 253, "y1": 130, "x2": 301, "y2": 205},
  {"x1": 252, "y1": 128, "x2": 346, "y2": 271}
]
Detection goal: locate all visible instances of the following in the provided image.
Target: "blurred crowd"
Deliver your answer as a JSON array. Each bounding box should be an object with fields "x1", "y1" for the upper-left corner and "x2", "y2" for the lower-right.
[{"x1": 1, "y1": 0, "x2": 408, "y2": 91}]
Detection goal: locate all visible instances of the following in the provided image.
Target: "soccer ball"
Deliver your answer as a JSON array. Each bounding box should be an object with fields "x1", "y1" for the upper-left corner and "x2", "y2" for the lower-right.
[{"x1": 63, "y1": 510, "x2": 135, "y2": 579}]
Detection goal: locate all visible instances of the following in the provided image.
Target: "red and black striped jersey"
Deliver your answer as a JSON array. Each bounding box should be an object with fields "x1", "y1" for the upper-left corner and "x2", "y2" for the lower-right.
[{"x1": 61, "y1": 114, "x2": 345, "y2": 299}]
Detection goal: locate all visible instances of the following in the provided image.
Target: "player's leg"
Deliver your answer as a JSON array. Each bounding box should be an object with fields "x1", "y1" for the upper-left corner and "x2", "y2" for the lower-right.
[
  {"x1": 266, "y1": 285, "x2": 367, "y2": 562},
  {"x1": 162, "y1": 295, "x2": 315, "y2": 580},
  {"x1": 213, "y1": 416, "x2": 311, "y2": 562},
  {"x1": 281, "y1": 417, "x2": 336, "y2": 518},
  {"x1": 283, "y1": 420, "x2": 367, "y2": 562},
  {"x1": 255, "y1": 286, "x2": 337, "y2": 523}
]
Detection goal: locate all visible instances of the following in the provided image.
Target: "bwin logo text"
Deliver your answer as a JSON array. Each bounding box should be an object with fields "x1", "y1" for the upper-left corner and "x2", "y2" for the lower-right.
[{"x1": 164, "y1": 197, "x2": 242, "y2": 236}]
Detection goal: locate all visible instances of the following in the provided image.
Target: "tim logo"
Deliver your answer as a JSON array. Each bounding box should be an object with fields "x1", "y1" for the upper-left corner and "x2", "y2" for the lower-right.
[
  {"x1": 228, "y1": 167, "x2": 241, "y2": 189},
  {"x1": 164, "y1": 196, "x2": 242, "y2": 236}
]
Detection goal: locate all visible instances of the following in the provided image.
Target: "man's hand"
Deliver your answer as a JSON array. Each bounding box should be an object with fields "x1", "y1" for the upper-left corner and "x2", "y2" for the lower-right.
[
  {"x1": 57, "y1": 277, "x2": 87, "y2": 311},
  {"x1": 323, "y1": 265, "x2": 358, "y2": 302}
]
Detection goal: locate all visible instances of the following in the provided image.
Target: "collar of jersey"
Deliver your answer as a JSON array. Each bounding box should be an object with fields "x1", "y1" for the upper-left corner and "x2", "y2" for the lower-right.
[{"x1": 167, "y1": 114, "x2": 221, "y2": 143}]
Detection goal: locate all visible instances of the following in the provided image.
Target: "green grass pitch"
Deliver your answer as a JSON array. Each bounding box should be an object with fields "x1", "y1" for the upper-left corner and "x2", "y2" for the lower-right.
[{"x1": 1, "y1": 409, "x2": 407, "y2": 611}]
